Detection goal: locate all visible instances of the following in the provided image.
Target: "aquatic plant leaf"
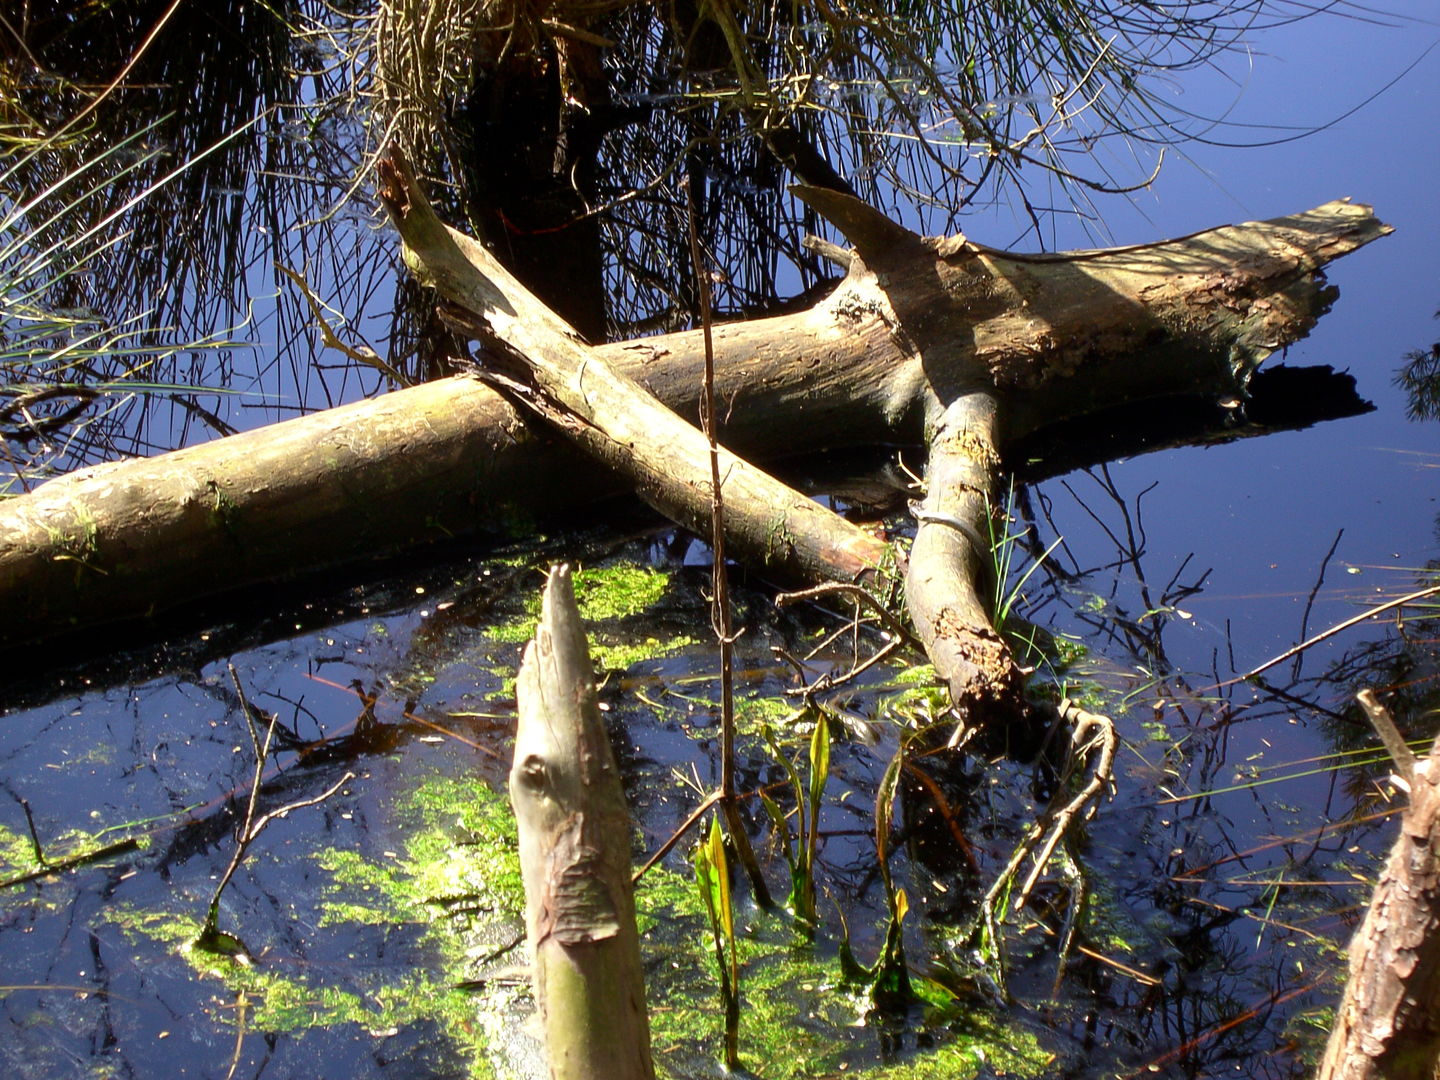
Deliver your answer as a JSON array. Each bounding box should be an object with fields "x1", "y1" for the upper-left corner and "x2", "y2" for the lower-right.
[{"x1": 758, "y1": 791, "x2": 795, "y2": 867}]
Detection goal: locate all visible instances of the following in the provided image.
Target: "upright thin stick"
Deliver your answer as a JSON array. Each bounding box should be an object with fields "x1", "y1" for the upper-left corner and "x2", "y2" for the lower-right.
[
  {"x1": 683, "y1": 175, "x2": 771, "y2": 911},
  {"x1": 683, "y1": 174, "x2": 734, "y2": 801}
]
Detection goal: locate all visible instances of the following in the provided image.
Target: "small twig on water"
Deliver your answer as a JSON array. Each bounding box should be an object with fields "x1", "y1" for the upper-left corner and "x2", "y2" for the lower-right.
[
  {"x1": 1292, "y1": 528, "x2": 1344, "y2": 681},
  {"x1": 16, "y1": 796, "x2": 48, "y2": 869},
  {"x1": 0, "y1": 793, "x2": 143, "y2": 889},
  {"x1": 199, "y1": 664, "x2": 353, "y2": 954},
  {"x1": 776, "y1": 581, "x2": 921, "y2": 648},
  {"x1": 224, "y1": 991, "x2": 249, "y2": 1080},
  {"x1": 774, "y1": 581, "x2": 920, "y2": 697},
  {"x1": 1217, "y1": 583, "x2": 1440, "y2": 690},
  {"x1": 633, "y1": 789, "x2": 722, "y2": 885}
]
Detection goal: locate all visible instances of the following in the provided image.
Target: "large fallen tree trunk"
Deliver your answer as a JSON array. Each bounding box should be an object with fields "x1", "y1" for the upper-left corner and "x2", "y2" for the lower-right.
[
  {"x1": 0, "y1": 176, "x2": 1389, "y2": 703},
  {"x1": 376, "y1": 152, "x2": 1391, "y2": 715}
]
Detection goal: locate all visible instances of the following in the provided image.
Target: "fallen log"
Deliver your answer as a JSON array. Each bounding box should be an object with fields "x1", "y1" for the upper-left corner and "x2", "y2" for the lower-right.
[
  {"x1": 378, "y1": 156, "x2": 1390, "y2": 716},
  {"x1": 512, "y1": 565, "x2": 654, "y2": 1080},
  {"x1": 374, "y1": 150, "x2": 888, "y2": 588},
  {"x1": 0, "y1": 179, "x2": 1390, "y2": 700}
]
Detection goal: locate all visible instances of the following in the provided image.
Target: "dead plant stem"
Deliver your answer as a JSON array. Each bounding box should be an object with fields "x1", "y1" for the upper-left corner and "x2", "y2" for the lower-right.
[
  {"x1": 202, "y1": 665, "x2": 353, "y2": 942},
  {"x1": 683, "y1": 173, "x2": 770, "y2": 909}
]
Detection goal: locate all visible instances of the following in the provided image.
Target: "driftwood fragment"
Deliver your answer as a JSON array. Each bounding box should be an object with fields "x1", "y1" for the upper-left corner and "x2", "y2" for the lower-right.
[{"x1": 512, "y1": 565, "x2": 654, "y2": 1080}]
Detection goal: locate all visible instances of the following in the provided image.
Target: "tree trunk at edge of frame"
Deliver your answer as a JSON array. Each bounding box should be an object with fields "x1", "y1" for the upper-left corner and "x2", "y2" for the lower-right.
[{"x1": 1318, "y1": 703, "x2": 1440, "y2": 1080}]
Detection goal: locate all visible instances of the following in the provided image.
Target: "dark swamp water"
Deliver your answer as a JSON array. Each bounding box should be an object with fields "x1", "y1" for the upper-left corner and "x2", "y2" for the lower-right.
[{"x1": 3, "y1": 5, "x2": 1439, "y2": 1079}]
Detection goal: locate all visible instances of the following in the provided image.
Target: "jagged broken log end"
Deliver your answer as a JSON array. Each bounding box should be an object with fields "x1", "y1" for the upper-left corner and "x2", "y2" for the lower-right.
[
  {"x1": 512, "y1": 565, "x2": 656, "y2": 1080},
  {"x1": 929, "y1": 617, "x2": 1026, "y2": 716},
  {"x1": 1269, "y1": 198, "x2": 1393, "y2": 264},
  {"x1": 904, "y1": 392, "x2": 1031, "y2": 725},
  {"x1": 980, "y1": 198, "x2": 1391, "y2": 437},
  {"x1": 790, "y1": 182, "x2": 927, "y2": 266}
]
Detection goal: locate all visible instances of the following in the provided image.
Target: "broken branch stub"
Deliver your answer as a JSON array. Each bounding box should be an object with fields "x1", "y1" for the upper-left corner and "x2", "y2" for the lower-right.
[{"x1": 512, "y1": 565, "x2": 655, "y2": 1080}]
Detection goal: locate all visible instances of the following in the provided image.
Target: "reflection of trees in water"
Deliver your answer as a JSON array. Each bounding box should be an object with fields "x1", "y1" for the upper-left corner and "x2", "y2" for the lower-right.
[
  {"x1": 1395, "y1": 308, "x2": 1440, "y2": 421},
  {"x1": 5, "y1": 0, "x2": 1330, "y2": 480},
  {"x1": 1000, "y1": 467, "x2": 1430, "y2": 1075},
  {"x1": 3, "y1": 1, "x2": 391, "y2": 485},
  {"x1": 1371, "y1": 307, "x2": 1440, "y2": 747}
]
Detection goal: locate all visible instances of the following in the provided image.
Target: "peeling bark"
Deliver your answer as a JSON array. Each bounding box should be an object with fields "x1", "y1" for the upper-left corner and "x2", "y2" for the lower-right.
[{"x1": 1319, "y1": 694, "x2": 1440, "y2": 1080}]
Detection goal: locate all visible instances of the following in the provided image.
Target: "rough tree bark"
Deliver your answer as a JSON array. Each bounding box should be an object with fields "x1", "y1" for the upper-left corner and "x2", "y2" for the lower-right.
[
  {"x1": 512, "y1": 564, "x2": 654, "y2": 1080},
  {"x1": 0, "y1": 169, "x2": 1390, "y2": 715},
  {"x1": 905, "y1": 392, "x2": 1020, "y2": 714},
  {"x1": 1319, "y1": 691, "x2": 1440, "y2": 1080}
]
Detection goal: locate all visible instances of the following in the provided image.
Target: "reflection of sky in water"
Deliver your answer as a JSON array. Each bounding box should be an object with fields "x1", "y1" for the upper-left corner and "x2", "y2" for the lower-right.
[
  {"x1": 1007, "y1": 3, "x2": 1440, "y2": 667},
  {"x1": 2, "y1": 8, "x2": 1438, "y2": 1078}
]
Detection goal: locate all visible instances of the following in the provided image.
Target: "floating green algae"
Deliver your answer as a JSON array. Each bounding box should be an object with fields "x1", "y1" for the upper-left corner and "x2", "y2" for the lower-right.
[
  {"x1": 487, "y1": 562, "x2": 672, "y2": 639},
  {"x1": 106, "y1": 900, "x2": 501, "y2": 1057},
  {"x1": 97, "y1": 770, "x2": 528, "y2": 1079},
  {"x1": 0, "y1": 823, "x2": 36, "y2": 879},
  {"x1": 479, "y1": 559, "x2": 695, "y2": 672},
  {"x1": 591, "y1": 633, "x2": 698, "y2": 672},
  {"x1": 89, "y1": 742, "x2": 1055, "y2": 1079},
  {"x1": 315, "y1": 772, "x2": 523, "y2": 928},
  {"x1": 633, "y1": 864, "x2": 1056, "y2": 1079}
]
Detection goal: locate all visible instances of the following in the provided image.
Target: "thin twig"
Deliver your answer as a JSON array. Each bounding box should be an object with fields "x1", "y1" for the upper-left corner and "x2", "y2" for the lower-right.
[
  {"x1": 16, "y1": 796, "x2": 47, "y2": 868},
  {"x1": 633, "y1": 790, "x2": 723, "y2": 885},
  {"x1": 0, "y1": 836, "x2": 141, "y2": 890},
  {"x1": 1217, "y1": 584, "x2": 1440, "y2": 690},
  {"x1": 223, "y1": 992, "x2": 249, "y2": 1080},
  {"x1": 1293, "y1": 529, "x2": 1344, "y2": 680},
  {"x1": 243, "y1": 772, "x2": 356, "y2": 840},
  {"x1": 684, "y1": 172, "x2": 771, "y2": 909},
  {"x1": 201, "y1": 665, "x2": 353, "y2": 946},
  {"x1": 276, "y1": 263, "x2": 410, "y2": 386},
  {"x1": 776, "y1": 581, "x2": 922, "y2": 648}
]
